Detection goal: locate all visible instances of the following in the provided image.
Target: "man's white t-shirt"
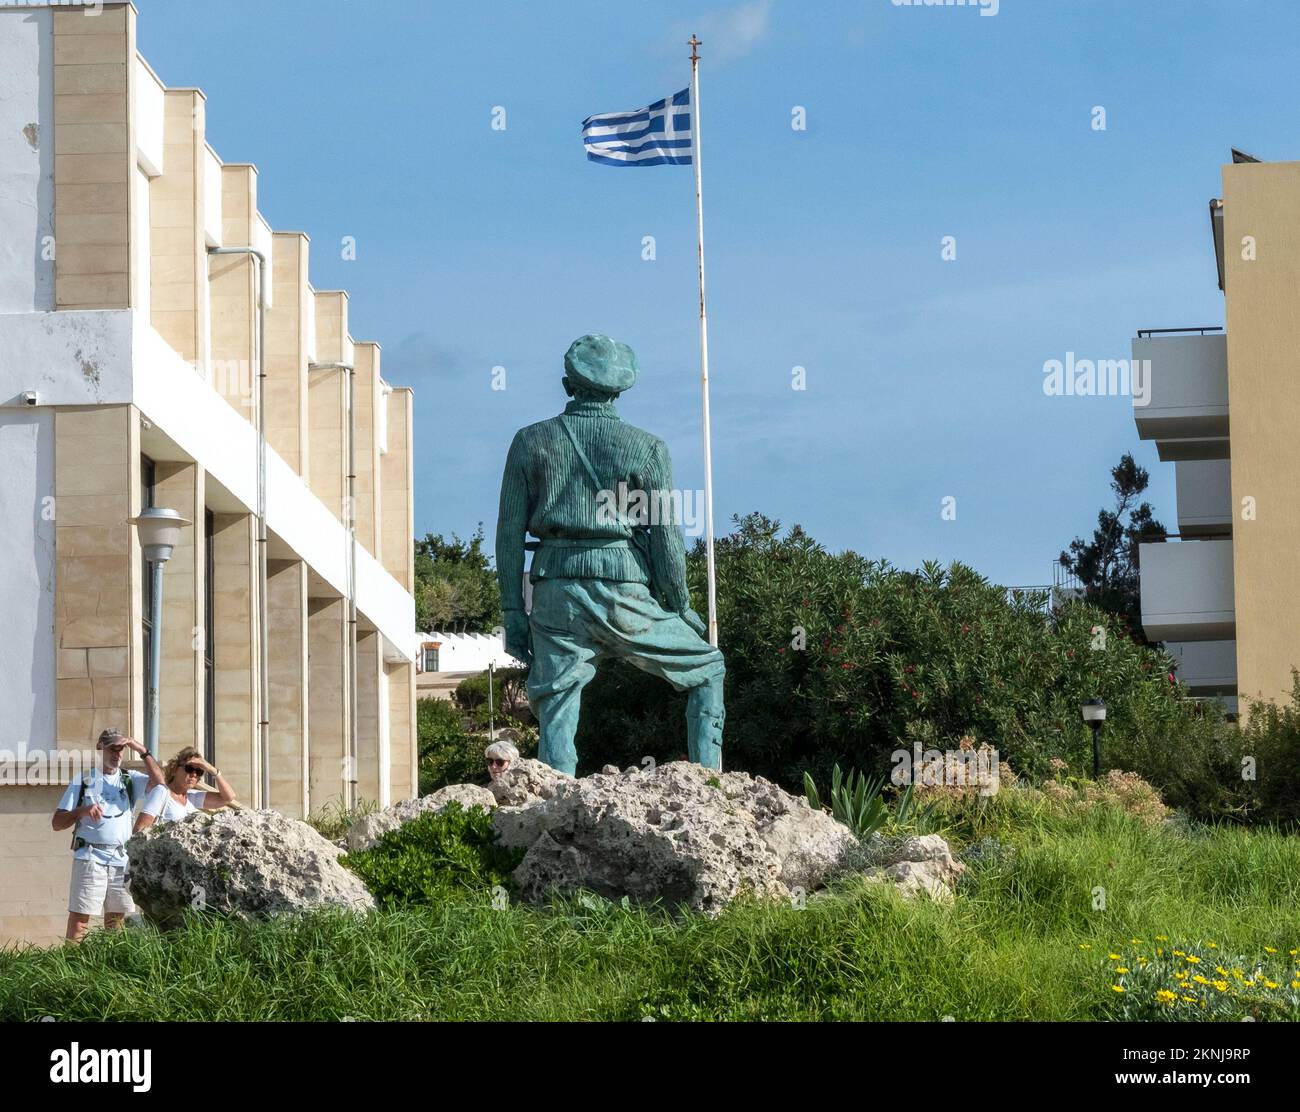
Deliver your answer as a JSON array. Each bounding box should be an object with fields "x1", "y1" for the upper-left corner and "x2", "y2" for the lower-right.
[
  {"x1": 141, "y1": 784, "x2": 207, "y2": 825},
  {"x1": 56, "y1": 768, "x2": 151, "y2": 866}
]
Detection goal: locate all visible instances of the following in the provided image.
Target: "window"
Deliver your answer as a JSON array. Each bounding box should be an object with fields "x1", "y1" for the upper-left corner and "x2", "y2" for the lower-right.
[{"x1": 423, "y1": 645, "x2": 440, "y2": 673}]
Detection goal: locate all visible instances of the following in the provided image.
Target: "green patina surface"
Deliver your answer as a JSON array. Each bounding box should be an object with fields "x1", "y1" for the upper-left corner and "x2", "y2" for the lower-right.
[{"x1": 496, "y1": 336, "x2": 725, "y2": 774}]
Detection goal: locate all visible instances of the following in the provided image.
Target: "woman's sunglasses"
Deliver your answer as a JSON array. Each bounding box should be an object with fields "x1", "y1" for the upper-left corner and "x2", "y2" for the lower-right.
[
  {"x1": 183, "y1": 765, "x2": 204, "y2": 776},
  {"x1": 487, "y1": 759, "x2": 507, "y2": 767}
]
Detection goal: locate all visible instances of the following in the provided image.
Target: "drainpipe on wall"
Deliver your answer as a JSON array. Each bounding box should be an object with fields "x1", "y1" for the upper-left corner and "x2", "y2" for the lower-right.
[
  {"x1": 309, "y1": 360, "x2": 358, "y2": 810},
  {"x1": 208, "y1": 246, "x2": 270, "y2": 810}
]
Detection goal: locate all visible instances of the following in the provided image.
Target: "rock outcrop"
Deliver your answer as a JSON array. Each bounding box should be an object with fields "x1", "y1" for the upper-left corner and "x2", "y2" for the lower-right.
[
  {"x1": 346, "y1": 783, "x2": 497, "y2": 853},
  {"x1": 860, "y1": 833, "x2": 965, "y2": 903},
  {"x1": 491, "y1": 761, "x2": 857, "y2": 915},
  {"x1": 127, "y1": 809, "x2": 375, "y2": 928},
  {"x1": 487, "y1": 757, "x2": 570, "y2": 808}
]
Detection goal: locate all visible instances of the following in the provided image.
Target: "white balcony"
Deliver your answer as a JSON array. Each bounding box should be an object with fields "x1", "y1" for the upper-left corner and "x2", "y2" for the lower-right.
[
  {"x1": 1164, "y1": 639, "x2": 1237, "y2": 694},
  {"x1": 1132, "y1": 332, "x2": 1228, "y2": 460},
  {"x1": 1175, "y1": 459, "x2": 1232, "y2": 537},
  {"x1": 1139, "y1": 538, "x2": 1234, "y2": 642}
]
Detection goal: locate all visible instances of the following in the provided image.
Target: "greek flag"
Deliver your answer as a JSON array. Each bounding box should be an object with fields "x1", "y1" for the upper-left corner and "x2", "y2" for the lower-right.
[{"x1": 582, "y1": 88, "x2": 692, "y2": 167}]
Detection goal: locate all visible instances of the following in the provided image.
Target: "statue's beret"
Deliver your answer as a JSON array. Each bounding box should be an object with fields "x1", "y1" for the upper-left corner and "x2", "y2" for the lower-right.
[{"x1": 564, "y1": 334, "x2": 639, "y2": 394}]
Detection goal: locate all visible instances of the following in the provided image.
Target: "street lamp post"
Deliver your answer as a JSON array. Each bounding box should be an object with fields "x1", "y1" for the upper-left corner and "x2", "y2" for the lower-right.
[
  {"x1": 130, "y1": 507, "x2": 192, "y2": 759},
  {"x1": 1081, "y1": 698, "x2": 1107, "y2": 779}
]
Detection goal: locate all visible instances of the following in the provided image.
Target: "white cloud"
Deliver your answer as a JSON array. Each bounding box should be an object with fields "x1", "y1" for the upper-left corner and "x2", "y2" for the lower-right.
[{"x1": 675, "y1": 0, "x2": 774, "y2": 65}]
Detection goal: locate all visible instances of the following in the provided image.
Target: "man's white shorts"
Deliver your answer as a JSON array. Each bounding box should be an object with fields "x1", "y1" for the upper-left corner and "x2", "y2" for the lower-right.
[{"x1": 68, "y1": 856, "x2": 137, "y2": 916}]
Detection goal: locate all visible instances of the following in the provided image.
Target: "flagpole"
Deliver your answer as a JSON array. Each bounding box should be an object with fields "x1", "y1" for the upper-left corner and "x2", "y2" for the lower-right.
[{"x1": 689, "y1": 34, "x2": 719, "y2": 648}]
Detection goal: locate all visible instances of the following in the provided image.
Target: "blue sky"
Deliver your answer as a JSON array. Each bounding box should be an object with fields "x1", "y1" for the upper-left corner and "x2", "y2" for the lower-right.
[{"x1": 131, "y1": 0, "x2": 1300, "y2": 586}]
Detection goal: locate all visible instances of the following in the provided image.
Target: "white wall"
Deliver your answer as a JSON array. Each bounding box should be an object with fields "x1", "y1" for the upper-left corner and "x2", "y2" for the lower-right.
[
  {"x1": 0, "y1": 7, "x2": 55, "y2": 313},
  {"x1": 0, "y1": 409, "x2": 56, "y2": 754},
  {"x1": 203, "y1": 145, "x2": 223, "y2": 249},
  {"x1": 134, "y1": 56, "x2": 165, "y2": 178},
  {"x1": 0, "y1": 310, "x2": 134, "y2": 406},
  {"x1": 418, "y1": 632, "x2": 523, "y2": 674},
  {"x1": 132, "y1": 166, "x2": 152, "y2": 321}
]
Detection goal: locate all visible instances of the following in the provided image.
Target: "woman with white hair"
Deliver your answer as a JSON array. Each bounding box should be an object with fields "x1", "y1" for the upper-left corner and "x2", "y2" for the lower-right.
[{"x1": 484, "y1": 740, "x2": 520, "y2": 780}]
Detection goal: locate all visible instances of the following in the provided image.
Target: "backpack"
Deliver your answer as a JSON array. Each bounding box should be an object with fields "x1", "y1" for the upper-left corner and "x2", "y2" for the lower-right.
[{"x1": 70, "y1": 769, "x2": 136, "y2": 851}]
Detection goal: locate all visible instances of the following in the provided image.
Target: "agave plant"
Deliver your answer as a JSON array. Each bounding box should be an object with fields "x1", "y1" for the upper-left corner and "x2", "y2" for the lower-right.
[
  {"x1": 893, "y1": 780, "x2": 941, "y2": 834},
  {"x1": 804, "y1": 764, "x2": 888, "y2": 839}
]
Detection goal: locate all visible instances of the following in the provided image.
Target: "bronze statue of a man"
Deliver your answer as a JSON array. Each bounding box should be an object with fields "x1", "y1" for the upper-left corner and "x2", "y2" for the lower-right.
[{"x1": 496, "y1": 335, "x2": 725, "y2": 775}]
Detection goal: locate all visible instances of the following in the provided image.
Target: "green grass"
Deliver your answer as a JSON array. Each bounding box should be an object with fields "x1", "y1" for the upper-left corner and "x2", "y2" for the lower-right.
[{"x1": 4, "y1": 800, "x2": 1300, "y2": 1021}]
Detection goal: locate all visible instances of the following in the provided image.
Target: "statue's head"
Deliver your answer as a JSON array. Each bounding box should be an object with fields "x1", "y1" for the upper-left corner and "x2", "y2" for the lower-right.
[{"x1": 562, "y1": 334, "x2": 638, "y2": 400}]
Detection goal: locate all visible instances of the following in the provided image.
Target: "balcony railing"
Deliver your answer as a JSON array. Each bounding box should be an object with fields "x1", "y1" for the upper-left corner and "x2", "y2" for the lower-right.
[{"x1": 1136, "y1": 326, "x2": 1224, "y2": 337}]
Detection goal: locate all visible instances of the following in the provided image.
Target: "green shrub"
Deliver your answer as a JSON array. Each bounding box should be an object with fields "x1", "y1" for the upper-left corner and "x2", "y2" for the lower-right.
[
  {"x1": 340, "y1": 802, "x2": 523, "y2": 908},
  {"x1": 454, "y1": 668, "x2": 530, "y2": 721},
  {"x1": 418, "y1": 697, "x2": 484, "y2": 793},
  {"x1": 1234, "y1": 674, "x2": 1300, "y2": 827},
  {"x1": 417, "y1": 697, "x2": 540, "y2": 794},
  {"x1": 577, "y1": 513, "x2": 1199, "y2": 792}
]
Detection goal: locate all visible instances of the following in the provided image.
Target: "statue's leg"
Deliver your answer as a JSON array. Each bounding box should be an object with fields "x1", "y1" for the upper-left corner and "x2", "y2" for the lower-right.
[
  {"x1": 570, "y1": 580, "x2": 726, "y2": 769},
  {"x1": 685, "y1": 675, "x2": 725, "y2": 771},
  {"x1": 525, "y1": 579, "x2": 599, "y2": 777}
]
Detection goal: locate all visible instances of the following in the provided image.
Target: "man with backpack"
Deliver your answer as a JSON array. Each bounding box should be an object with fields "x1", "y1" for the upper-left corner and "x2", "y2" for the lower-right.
[{"x1": 51, "y1": 727, "x2": 165, "y2": 941}]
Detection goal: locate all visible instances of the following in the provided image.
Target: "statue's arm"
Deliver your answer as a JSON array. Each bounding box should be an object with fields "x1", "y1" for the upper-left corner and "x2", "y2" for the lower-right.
[
  {"x1": 496, "y1": 432, "x2": 530, "y2": 613},
  {"x1": 645, "y1": 438, "x2": 691, "y2": 615}
]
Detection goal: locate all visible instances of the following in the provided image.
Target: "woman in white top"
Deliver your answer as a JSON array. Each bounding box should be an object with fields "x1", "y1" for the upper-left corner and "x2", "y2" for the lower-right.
[{"x1": 134, "y1": 747, "x2": 236, "y2": 832}]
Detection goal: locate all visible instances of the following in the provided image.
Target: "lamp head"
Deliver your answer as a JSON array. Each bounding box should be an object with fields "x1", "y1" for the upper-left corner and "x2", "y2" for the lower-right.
[
  {"x1": 1081, "y1": 698, "x2": 1107, "y2": 725},
  {"x1": 130, "y1": 506, "x2": 192, "y2": 563}
]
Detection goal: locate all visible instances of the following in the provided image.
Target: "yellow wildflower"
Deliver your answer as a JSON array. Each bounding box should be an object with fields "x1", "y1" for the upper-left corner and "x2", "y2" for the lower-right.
[
  {"x1": 1130, "y1": 938, "x2": 1143, "y2": 945},
  {"x1": 1155, "y1": 990, "x2": 1177, "y2": 1004},
  {"x1": 1111, "y1": 984, "x2": 1125, "y2": 993},
  {"x1": 1173, "y1": 950, "x2": 1186, "y2": 957},
  {"x1": 1155, "y1": 935, "x2": 1169, "y2": 942},
  {"x1": 1115, "y1": 967, "x2": 1130, "y2": 974},
  {"x1": 1264, "y1": 981, "x2": 1279, "y2": 990},
  {"x1": 1212, "y1": 980, "x2": 1229, "y2": 992},
  {"x1": 1181, "y1": 995, "x2": 1196, "y2": 1003},
  {"x1": 1185, "y1": 955, "x2": 1201, "y2": 964},
  {"x1": 1207, "y1": 942, "x2": 1218, "y2": 949},
  {"x1": 1192, "y1": 974, "x2": 1210, "y2": 985},
  {"x1": 1107, "y1": 953, "x2": 1122, "y2": 961},
  {"x1": 1264, "y1": 947, "x2": 1277, "y2": 954}
]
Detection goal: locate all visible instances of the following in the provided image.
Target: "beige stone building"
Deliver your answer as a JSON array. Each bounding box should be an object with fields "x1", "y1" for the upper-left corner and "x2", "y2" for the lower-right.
[
  {"x1": 1131, "y1": 150, "x2": 1300, "y2": 715},
  {"x1": 0, "y1": 3, "x2": 418, "y2": 945}
]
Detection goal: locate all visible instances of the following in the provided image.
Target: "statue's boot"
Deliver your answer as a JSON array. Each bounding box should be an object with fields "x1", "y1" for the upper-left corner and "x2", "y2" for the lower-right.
[{"x1": 686, "y1": 676, "x2": 725, "y2": 770}]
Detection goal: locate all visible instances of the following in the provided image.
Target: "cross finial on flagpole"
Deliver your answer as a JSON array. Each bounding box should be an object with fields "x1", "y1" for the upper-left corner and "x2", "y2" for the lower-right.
[{"x1": 688, "y1": 34, "x2": 701, "y2": 62}]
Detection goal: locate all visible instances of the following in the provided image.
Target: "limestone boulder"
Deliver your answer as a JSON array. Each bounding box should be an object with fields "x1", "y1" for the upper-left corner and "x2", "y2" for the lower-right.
[
  {"x1": 487, "y1": 757, "x2": 570, "y2": 808},
  {"x1": 346, "y1": 783, "x2": 497, "y2": 853},
  {"x1": 861, "y1": 833, "x2": 965, "y2": 903},
  {"x1": 713, "y1": 768, "x2": 858, "y2": 891},
  {"x1": 492, "y1": 761, "x2": 856, "y2": 915},
  {"x1": 126, "y1": 809, "x2": 375, "y2": 929}
]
